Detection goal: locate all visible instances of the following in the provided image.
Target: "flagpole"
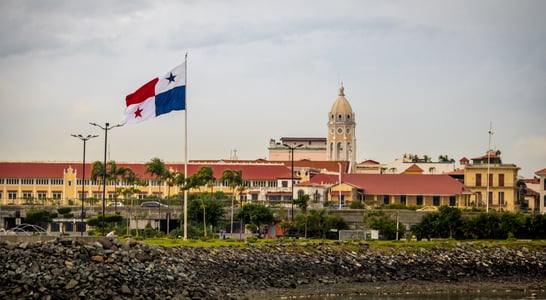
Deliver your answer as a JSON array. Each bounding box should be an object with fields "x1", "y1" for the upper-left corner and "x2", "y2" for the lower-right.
[{"x1": 183, "y1": 53, "x2": 188, "y2": 240}]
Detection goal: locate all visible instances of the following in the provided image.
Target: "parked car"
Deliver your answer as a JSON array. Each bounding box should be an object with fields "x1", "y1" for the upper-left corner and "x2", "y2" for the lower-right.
[
  {"x1": 416, "y1": 206, "x2": 438, "y2": 212},
  {"x1": 140, "y1": 201, "x2": 168, "y2": 208},
  {"x1": 107, "y1": 202, "x2": 124, "y2": 207}
]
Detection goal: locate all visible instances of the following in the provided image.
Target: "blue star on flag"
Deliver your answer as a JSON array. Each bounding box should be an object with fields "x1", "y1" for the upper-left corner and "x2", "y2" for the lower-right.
[{"x1": 166, "y1": 72, "x2": 176, "y2": 83}]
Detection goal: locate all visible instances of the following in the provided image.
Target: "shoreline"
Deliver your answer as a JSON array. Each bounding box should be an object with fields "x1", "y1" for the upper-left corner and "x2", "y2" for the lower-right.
[
  {"x1": 244, "y1": 278, "x2": 546, "y2": 299},
  {"x1": 1, "y1": 238, "x2": 545, "y2": 299}
]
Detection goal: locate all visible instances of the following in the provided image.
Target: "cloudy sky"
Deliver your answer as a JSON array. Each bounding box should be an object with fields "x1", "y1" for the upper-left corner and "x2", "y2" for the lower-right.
[{"x1": 1, "y1": 0, "x2": 545, "y2": 178}]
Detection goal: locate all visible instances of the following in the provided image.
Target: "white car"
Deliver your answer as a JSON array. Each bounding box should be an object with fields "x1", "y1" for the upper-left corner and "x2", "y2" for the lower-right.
[{"x1": 107, "y1": 202, "x2": 124, "y2": 207}]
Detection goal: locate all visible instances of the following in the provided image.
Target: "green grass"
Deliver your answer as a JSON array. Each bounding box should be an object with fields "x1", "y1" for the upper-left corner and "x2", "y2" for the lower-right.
[{"x1": 123, "y1": 236, "x2": 546, "y2": 250}]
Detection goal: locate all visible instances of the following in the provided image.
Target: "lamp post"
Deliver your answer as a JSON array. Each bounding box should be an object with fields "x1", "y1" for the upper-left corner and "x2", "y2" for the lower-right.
[
  {"x1": 283, "y1": 143, "x2": 303, "y2": 221},
  {"x1": 90, "y1": 122, "x2": 123, "y2": 236},
  {"x1": 71, "y1": 134, "x2": 98, "y2": 236}
]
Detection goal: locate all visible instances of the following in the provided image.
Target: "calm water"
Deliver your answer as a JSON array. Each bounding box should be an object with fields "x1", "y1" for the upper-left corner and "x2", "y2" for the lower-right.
[{"x1": 305, "y1": 292, "x2": 545, "y2": 300}]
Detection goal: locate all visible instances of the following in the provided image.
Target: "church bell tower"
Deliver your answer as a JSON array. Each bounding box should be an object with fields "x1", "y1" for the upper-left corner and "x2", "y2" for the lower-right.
[{"x1": 327, "y1": 84, "x2": 356, "y2": 172}]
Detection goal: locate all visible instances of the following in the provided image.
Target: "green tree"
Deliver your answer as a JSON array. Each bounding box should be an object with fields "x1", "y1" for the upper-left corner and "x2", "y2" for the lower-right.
[
  {"x1": 90, "y1": 161, "x2": 106, "y2": 197},
  {"x1": 220, "y1": 169, "x2": 243, "y2": 234},
  {"x1": 185, "y1": 166, "x2": 216, "y2": 236},
  {"x1": 87, "y1": 214, "x2": 123, "y2": 234},
  {"x1": 145, "y1": 157, "x2": 166, "y2": 194},
  {"x1": 106, "y1": 161, "x2": 131, "y2": 210},
  {"x1": 236, "y1": 203, "x2": 274, "y2": 237},
  {"x1": 187, "y1": 197, "x2": 225, "y2": 232},
  {"x1": 436, "y1": 206, "x2": 463, "y2": 238},
  {"x1": 25, "y1": 209, "x2": 54, "y2": 225},
  {"x1": 365, "y1": 210, "x2": 401, "y2": 240},
  {"x1": 294, "y1": 194, "x2": 309, "y2": 214}
]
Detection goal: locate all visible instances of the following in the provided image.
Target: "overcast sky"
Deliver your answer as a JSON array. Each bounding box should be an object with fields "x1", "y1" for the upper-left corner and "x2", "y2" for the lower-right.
[{"x1": 0, "y1": 0, "x2": 545, "y2": 178}]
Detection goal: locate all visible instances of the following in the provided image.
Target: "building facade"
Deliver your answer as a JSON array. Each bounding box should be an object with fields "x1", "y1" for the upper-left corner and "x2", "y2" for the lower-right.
[
  {"x1": 462, "y1": 151, "x2": 520, "y2": 211},
  {"x1": 535, "y1": 168, "x2": 546, "y2": 213}
]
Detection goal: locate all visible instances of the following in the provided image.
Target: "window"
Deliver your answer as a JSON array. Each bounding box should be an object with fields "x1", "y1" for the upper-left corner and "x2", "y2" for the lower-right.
[
  {"x1": 544, "y1": 195, "x2": 546, "y2": 207},
  {"x1": 68, "y1": 180, "x2": 72, "y2": 187},
  {"x1": 449, "y1": 196, "x2": 456, "y2": 206},
  {"x1": 498, "y1": 174, "x2": 504, "y2": 187},
  {"x1": 337, "y1": 128, "x2": 343, "y2": 134},
  {"x1": 281, "y1": 181, "x2": 288, "y2": 188},
  {"x1": 433, "y1": 196, "x2": 440, "y2": 206},
  {"x1": 268, "y1": 181, "x2": 277, "y2": 187},
  {"x1": 346, "y1": 128, "x2": 350, "y2": 134},
  {"x1": 338, "y1": 114, "x2": 342, "y2": 121},
  {"x1": 36, "y1": 178, "x2": 49, "y2": 185},
  {"x1": 253, "y1": 181, "x2": 266, "y2": 187},
  {"x1": 51, "y1": 179, "x2": 63, "y2": 185},
  {"x1": 37, "y1": 192, "x2": 47, "y2": 199},
  {"x1": 0, "y1": 178, "x2": 3, "y2": 184},
  {"x1": 488, "y1": 174, "x2": 493, "y2": 187},
  {"x1": 383, "y1": 195, "x2": 389, "y2": 204},
  {"x1": 52, "y1": 193, "x2": 61, "y2": 199},
  {"x1": 488, "y1": 192, "x2": 493, "y2": 205},
  {"x1": 498, "y1": 192, "x2": 505, "y2": 206},
  {"x1": 475, "y1": 174, "x2": 482, "y2": 186},
  {"x1": 138, "y1": 194, "x2": 146, "y2": 200},
  {"x1": 251, "y1": 194, "x2": 258, "y2": 201},
  {"x1": 400, "y1": 195, "x2": 406, "y2": 205},
  {"x1": 22, "y1": 192, "x2": 33, "y2": 199},
  {"x1": 416, "y1": 195, "x2": 423, "y2": 206},
  {"x1": 21, "y1": 178, "x2": 34, "y2": 185},
  {"x1": 93, "y1": 193, "x2": 102, "y2": 199},
  {"x1": 6, "y1": 178, "x2": 19, "y2": 185},
  {"x1": 77, "y1": 179, "x2": 90, "y2": 185}
]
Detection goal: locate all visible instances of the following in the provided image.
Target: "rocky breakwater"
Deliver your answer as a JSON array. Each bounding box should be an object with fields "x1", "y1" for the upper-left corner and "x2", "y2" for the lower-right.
[{"x1": 0, "y1": 238, "x2": 545, "y2": 299}]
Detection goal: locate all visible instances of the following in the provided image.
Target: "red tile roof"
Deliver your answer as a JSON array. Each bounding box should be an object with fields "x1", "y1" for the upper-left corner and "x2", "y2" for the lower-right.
[
  {"x1": 535, "y1": 168, "x2": 546, "y2": 175},
  {"x1": 403, "y1": 164, "x2": 423, "y2": 173},
  {"x1": 0, "y1": 162, "x2": 292, "y2": 181},
  {"x1": 358, "y1": 160, "x2": 380, "y2": 165},
  {"x1": 309, "y1": 173, "x2": 339, "y2": 185},
  {"x1": 340, "y1": 174, "x2": 465, "y2": 196}
]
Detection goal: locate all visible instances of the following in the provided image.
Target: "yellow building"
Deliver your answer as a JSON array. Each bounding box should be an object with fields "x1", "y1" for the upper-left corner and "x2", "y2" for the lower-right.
[
  {"x1": 316, "y1": 173, "x2": 470, "y2": 208},
  {"x1": 462, "y1": 150, "x2": 520, "y2": 211}
]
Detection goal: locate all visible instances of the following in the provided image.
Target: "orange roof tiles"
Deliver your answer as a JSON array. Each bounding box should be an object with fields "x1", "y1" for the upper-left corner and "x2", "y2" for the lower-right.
[
  {"x1": 331, "y1": 174, "x2": 465, "y2": 196},
  {"x1": 403, "y1": 164, "x2": 423, "y2": 174},
  {"x1": 535, "y1": 168, "x2": 546, "y2": 175},
  {"x1": 0, "y1": 161, "x2": 292, "y2": 181}
]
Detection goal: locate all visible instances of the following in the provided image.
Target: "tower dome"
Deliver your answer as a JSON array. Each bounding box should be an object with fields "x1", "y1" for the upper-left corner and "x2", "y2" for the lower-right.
[{"x1": 330, "y1": 85, "x2": 353, "y2": 114}]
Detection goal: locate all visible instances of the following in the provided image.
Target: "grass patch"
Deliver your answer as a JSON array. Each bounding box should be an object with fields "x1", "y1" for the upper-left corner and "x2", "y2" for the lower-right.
[{"x1": 125, "y1": 236, "x2": 546, "y2": 250}]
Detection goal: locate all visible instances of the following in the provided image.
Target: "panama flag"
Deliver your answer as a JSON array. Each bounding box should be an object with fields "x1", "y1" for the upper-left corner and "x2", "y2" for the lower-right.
[{"x1": 124, "y1": 63, "x2": 186, "y2": 124}]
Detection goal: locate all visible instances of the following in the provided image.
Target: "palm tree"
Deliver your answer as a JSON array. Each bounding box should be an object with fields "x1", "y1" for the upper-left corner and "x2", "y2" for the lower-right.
[
  {"x1": 90, "y1": 161, "x2": 105, "y2": 202},
  {"x1": 106, "y1": 160, "x2": 131, "y2": 213},
  {"x1": 185, "y1": 166, "x2": 215, "y2": 236},
  {"x1": 220, "y1": 169, "x2": 243, "y2": 234},
  {"x1": 163, "y1": 169, "x2": 183, "y2": 235},
  {"x1": 145, "y1": 157, "x2": 166, "y2": 230}
]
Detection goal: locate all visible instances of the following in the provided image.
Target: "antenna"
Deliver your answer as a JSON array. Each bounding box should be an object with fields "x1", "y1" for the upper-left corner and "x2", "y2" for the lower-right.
[{"x1": 486, "y1": 122, "x2": 493, "y2": 212}]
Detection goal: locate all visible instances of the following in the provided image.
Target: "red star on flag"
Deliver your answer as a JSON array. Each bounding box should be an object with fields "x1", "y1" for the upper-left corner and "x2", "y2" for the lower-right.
[{"x1": 134, "y1": 107, "x2": 143, "y2": 118}]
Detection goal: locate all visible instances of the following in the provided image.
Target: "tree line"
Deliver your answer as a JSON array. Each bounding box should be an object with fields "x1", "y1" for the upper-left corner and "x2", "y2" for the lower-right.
[{"x1": 365, "y1": 206, "x2": 546, "y2": 240}]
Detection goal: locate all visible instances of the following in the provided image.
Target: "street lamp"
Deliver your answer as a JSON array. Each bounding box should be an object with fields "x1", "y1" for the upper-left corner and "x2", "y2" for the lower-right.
[
  {"x1": 283, "y1": 143, "x2": 303, "y2": 221},
  {"x1": 71, "y1": 134, "x2": 98, "y2": 236},
  {"x1": 90, "y1": 122, "x2": 123, "y2": 236}
]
